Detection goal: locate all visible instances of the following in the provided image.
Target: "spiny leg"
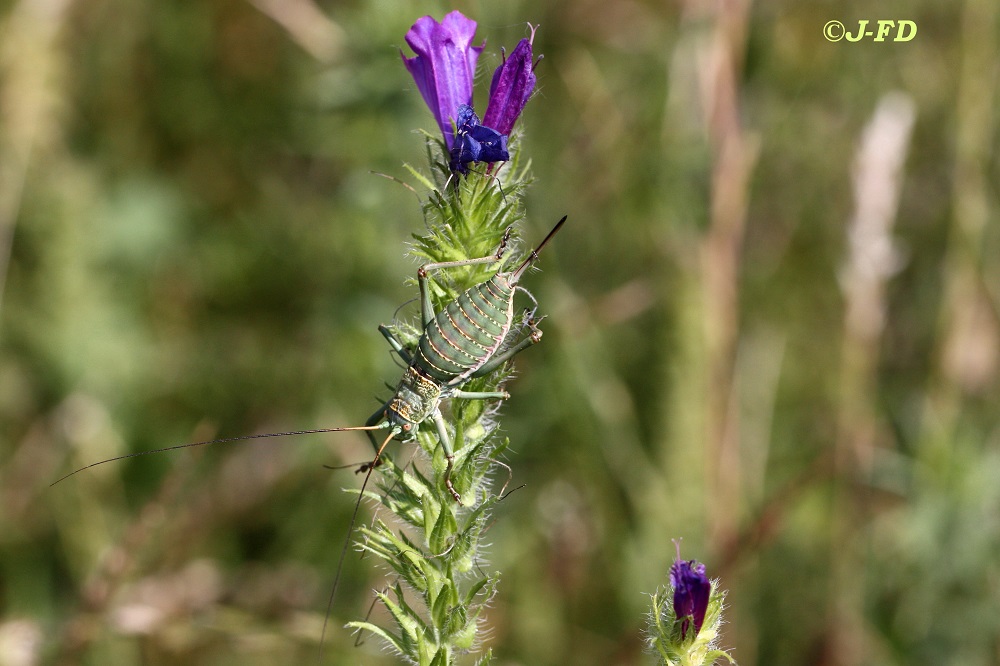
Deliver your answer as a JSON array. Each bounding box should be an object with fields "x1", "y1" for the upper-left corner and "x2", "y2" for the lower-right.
[
  {"x1": 378, "y1": 324, "x2": 412, "y2": 365},
  {"x1": 438, "y1": 314, "x2": 542, "y2": 492},
  {"x1": 499, "y1": 304, "x2": 540, "y2": 351},
  {"x1": 467, "y1": 316, "x2": 543, "y2": 379},
  {"x1": 433, "y1": 388, "x2": 510, "y2": 501},
  {"x1": 450, "y1": 389, "x2": 509, "y2": 400},
  {"x1": 417, "y1": 228, "x2": 512, "y2": 327},
  {"x1": 432, "y1": 410, "x2": 462, "y2": 502}
]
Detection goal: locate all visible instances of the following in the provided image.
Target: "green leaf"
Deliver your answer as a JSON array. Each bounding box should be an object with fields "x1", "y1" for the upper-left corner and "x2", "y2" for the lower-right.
[
  {"x1": 403, "y1": 161, "x2": 437, "y2": 193},
  {"x1": 345, "y1": 621, "x2": 405, "y2": 657},
  {"x1": 346, "y1": 114, "x2": 536, "y2": 665}
]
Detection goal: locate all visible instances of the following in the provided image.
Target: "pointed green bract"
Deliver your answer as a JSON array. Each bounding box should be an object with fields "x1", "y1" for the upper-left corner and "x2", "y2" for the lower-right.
[
  {"x1": 647, "y1": 578, "x2": 737, "y2": 666},
  {"x1": 344, "y1": 14, "x2": 552, "y2": 662},
  {"x1": 349, "y1": 99, "x2": 535, "y2": 666}
]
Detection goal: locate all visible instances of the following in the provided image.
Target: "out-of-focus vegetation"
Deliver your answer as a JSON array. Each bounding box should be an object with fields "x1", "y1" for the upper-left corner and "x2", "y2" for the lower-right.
[{"x1": 1, "y1": 0, "x2": 997, "y2": 664}]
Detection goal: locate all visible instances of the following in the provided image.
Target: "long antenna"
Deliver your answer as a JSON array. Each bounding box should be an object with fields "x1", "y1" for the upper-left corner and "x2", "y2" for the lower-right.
[
  {"x1": 318, "y1": 427, "x2": 398, "y2": 658},
  {"x1": 51, "y1": 417, "x2": 400, "y2": 658},
  {"x1": 50, "y1": 424, "x2": 390, "y2": 487}
]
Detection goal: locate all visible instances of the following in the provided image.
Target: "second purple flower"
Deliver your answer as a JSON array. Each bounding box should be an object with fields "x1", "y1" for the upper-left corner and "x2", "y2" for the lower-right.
[
  {"x1": 670, "y1": 549, "x2": 711, "y2": 641},
  {"x1": 482, "y1": 29, "x2": 538, "y2": 137}
]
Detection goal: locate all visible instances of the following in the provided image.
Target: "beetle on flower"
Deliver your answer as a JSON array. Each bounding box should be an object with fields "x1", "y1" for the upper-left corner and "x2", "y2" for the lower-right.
[{"x1": 401, "y1": 12, "x2": 538, "y2": 173}]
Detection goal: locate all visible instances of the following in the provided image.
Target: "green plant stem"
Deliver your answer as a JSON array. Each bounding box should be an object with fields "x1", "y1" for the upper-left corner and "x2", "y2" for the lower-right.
[{"x1": 345, "y1": 136, "x2": 531, "y2": 665}]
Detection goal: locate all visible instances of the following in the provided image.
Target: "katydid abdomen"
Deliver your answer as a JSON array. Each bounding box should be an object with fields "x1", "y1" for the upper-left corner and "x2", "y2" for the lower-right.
[{"x1": 415, "y1": 276, "x2": 516, "y2": 383}]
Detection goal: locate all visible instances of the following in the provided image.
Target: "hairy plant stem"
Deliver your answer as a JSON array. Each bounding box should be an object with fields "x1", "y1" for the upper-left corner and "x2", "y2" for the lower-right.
[{"x1": 346, "y1": 135, "x2": 532, "y2": 666}]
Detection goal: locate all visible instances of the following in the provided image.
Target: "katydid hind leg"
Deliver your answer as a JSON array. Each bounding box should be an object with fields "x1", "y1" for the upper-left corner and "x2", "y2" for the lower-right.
[{"x1": 467, "y1": 320, "x2": 543, "y2": 379}]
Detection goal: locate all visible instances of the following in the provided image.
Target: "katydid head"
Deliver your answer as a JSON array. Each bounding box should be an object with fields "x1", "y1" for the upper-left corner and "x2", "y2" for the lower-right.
[{"x1": 383, "y1": 407, "x2": 421, "y2": 442}]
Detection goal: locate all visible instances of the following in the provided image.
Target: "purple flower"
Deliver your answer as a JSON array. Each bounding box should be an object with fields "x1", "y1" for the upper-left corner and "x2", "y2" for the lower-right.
[
  {"x1": 670, "y1": 544, "x2": 711, "y2": 641},
  {"x1": 482, "y1": 27, "x2": 538, "y2": 137},
  {"x1": 401, "y1": 11, "x2": 484, "y2": 150}
]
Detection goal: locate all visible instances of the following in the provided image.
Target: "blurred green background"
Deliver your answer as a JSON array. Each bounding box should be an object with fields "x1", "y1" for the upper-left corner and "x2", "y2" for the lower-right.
[{"x1": 2, "y1": 0, "x2": 998, "y2": 664}]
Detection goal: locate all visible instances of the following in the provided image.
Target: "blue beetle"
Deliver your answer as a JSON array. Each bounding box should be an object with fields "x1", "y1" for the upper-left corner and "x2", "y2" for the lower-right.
[{"x1": 449, "y1": 104, "x2": 509, "y2": 173}]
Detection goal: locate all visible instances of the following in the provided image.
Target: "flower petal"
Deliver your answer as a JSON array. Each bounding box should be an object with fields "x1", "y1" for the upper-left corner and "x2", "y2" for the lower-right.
[
  {"x1": 482, "y1": 35, "x2": 537, "y2": 136},
  {"x1": 401, "y1": 11, "x2": 484, "y2": 150},
  {"x1": 670, "y1": 557, "x2": 710, "y2": 640}
]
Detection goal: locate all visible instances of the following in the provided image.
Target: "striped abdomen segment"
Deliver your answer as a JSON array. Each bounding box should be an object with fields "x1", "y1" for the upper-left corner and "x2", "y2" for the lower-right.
[{"x1": 415, "y1": 275, "x2": 514, "y2": 383}]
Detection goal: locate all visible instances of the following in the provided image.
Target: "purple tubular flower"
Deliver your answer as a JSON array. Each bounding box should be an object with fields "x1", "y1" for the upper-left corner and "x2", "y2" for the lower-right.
[
  {"x1": 482, "y1": 28, "x2": 538, "y2": 137},
  {"x1": 670, "y1": 548, "x2": 711, "y2": 640},
  {"x1": 401, "y1": 11, "x2": 484, "y2": 150}
]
